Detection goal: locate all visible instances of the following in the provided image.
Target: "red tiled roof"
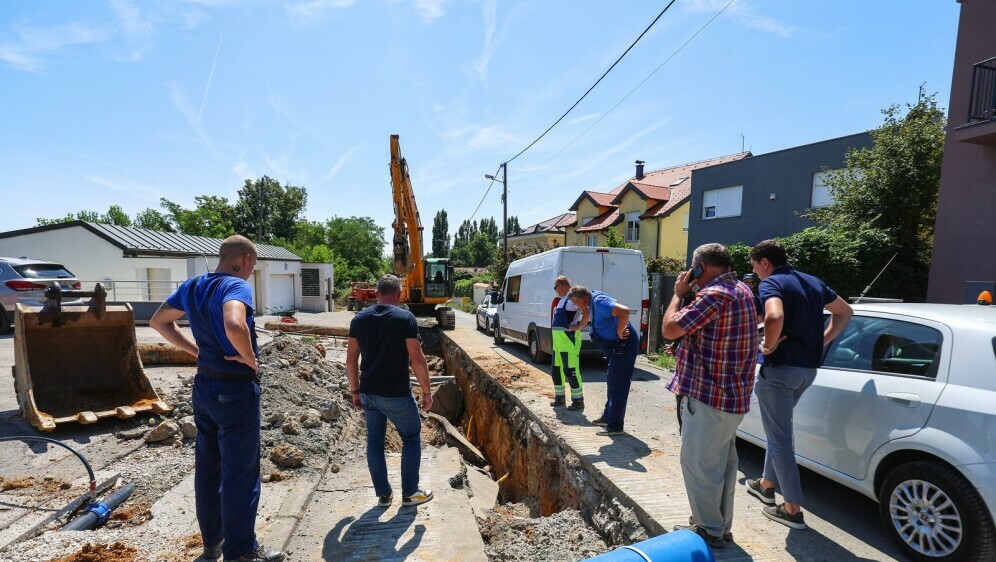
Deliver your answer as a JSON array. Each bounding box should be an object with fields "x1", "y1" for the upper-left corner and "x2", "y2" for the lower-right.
[
  {"x1": 509, "y1": 212, "x2": 575, "y2": 237},
  {"x1": 640, "y1": 182, "x2": 691, "y2": 219},
  {"x1": 569, "y1": 191, "x2": 618, "y2": 212},
  {"x1": 575, "y1": 209, "x2": 621, "y2": 233},
  {"x1": 554, "y1": 213, "x2": 576, "y2": 228},
  {"x1": 608, "y1": 152, "x2": 751, "y2": 197}
]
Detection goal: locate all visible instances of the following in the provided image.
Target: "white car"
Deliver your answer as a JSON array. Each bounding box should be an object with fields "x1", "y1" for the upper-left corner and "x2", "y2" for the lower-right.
[
  {"x1": 476, "y1": 292, "x2": 499, "y2": 335},
  {"x1": 738, "y1": 303, "x2": 996, "y2": 562}
]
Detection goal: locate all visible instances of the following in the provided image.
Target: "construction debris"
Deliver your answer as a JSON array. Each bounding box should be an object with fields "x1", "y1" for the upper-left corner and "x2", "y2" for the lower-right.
[{"x1": 479, "y1": 503, "x2": 609, "y2": 561}]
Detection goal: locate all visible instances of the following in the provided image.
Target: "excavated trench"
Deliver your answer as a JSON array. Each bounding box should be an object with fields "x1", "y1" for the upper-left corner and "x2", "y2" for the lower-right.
[{"x1": 435, "y1": 330, "x2": 650, "y2": 553}]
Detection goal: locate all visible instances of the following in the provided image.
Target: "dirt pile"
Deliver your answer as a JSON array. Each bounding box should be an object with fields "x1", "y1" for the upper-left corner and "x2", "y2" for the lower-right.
[
  {"x1": 256, "y1": 333, "x2": 361, "y2": 477},
  {"x1": 51, "y1": 542, "x2": 138, "y2": 562},
  {"x1": 478, "y1": 503, "x2": 609, "y2": 561}
]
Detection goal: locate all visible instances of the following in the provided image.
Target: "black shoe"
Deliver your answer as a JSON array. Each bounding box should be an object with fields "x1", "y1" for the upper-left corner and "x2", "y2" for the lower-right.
[
  {"x1": 225, "y1": 546, "x2": 286, "y2": 562},
  {"x1": 673, "y1": 523, "x2": 726, "y2": 549},
  {"x1": 596, "y1": 428, "x2": 624, "y2": 436},
  {"x1": 567, "y1": 399, "x2": 584, "y2": 411},
  {"x1": 202, "y1": 542, "x2": 223, "y2": 560},
  {"x1": 550, "y1": 396, "x2": 566, "y2": 407},
  {"x1": 688, "y1": 516, "x2": 732, "y2": 542},
  {"x1": 377, "y1": 492, "x2": 393, "y2": 507},
  {"x1": 746, "y1": 478, "x2": 776, "y2": 505},
  {"x1": 591, "y1": 417, "x2": 608, "y2": 427},
  {"x1": 763, "y1": 504, "x2": 807, "y2": 530}
]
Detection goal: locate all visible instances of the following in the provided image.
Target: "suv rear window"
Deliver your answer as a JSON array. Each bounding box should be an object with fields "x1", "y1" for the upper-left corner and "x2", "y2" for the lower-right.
[{"x1": 13, "y1": 264, "x2": 75, "y2": 279}]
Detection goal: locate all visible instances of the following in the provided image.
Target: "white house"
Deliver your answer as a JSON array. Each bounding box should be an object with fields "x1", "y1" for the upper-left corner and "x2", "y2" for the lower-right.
[{"x1": 0, "y1": 221, "x2": 333, "y2": 316}]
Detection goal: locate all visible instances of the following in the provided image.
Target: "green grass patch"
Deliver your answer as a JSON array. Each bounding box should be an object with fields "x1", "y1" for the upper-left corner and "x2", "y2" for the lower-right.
[{"x1": 647, "y1": 352, "x2": 676, "y2": 372}]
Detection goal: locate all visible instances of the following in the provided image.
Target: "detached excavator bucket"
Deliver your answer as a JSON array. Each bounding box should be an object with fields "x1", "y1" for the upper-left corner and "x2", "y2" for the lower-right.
[{"x1": 12, "y1": 284, "x2": 170, "y2": 431}]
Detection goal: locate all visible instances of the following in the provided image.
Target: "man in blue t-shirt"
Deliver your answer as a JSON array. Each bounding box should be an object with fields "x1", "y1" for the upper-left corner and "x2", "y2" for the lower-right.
[
  {"x1": 745, "y1": 239, "x2": 852, "y2": 531},
  {"x1": 567, "y1": 285, "x2": 640, "y2": 436},
  {"x1": 347, "y1": 275, "x2": 435, "y2": 508},
  {"x1": 151, "y1": 235, "x2": 284, "y2": 562}
]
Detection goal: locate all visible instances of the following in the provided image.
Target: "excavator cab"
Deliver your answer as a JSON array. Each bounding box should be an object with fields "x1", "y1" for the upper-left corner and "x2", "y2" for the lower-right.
[
  {"x1": 424, "y1": 259, "x2": 453, "y2": 299},
  {"x1": 13, "y1": 283, "x2": 170, "y2": 431}
]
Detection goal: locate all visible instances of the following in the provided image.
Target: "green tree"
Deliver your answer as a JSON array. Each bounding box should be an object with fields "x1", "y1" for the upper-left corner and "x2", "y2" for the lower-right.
[
  {"x1": 431, "y1": 210, "x2": 450, "y2": 258},
  {"x1": 468, "y1": 231, "x2": 496, "y2": 267},
  {"x1": 36, "y1": 208, "x2": 107, "y2": 226},
  {"x1": 160, "y1": 196, "x2": 236, "y2": 238},
  {"x1": 479, "y1": 217, "x2": 500, "y2": 245},
  {"x1": 488, "y1": 242, "x2": 553, "y2": 286},
  {"x1": 99, "y1": 205, "x2": 132, "y2": 226},
  {"x1": 646, "y1": 255, "x2": 685, "y2": 274},
  {"x1": 504, "y1": 215, "x2": 521, "y2": 237},
  {"x1": 603, "y1": 226, "x2": 629, "y2": 248},
  {"x1": 810, "y1": 88, "x2": 944, "y2": 301},
  {"x1": 324, "y1": 216, "x2": 387, "y2": 283},
  {"x1": 234, "y1": 176, "x2": 307, "y2": 242},
  {"x1": 134, "y1": 208, "x2": 175, "y2": 231}
]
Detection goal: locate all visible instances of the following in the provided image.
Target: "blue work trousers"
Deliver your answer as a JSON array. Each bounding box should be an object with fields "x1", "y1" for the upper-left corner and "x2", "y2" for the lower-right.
[
  {"x1": 591, "y1": 322, "x2": 640, "y2": 432},
  {"x1": 361, "y1": 393, "x2": 423, "y2": 498},
  {"x1": 192, "y1": 375, "x2": 262, "y2": 560}
]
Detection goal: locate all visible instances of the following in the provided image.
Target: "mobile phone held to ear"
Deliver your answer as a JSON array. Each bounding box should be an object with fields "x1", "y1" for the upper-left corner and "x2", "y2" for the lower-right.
[{"x1": 690, "y1": 263, "x2": 704, "y2": 280}]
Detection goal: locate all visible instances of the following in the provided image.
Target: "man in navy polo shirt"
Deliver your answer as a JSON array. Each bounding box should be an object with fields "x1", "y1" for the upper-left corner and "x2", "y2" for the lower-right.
[
  {"x1": 746, "y1": 239, "x2": 852, "y2": 530},
  {"x1": 151, "y1": 235, "x2": 284, "y2": 562},
  {"x1": 567, "y1": 285, "x2": 639, "y2": 436},
  {"x1": 346, "y1": 275, "x2": 435, "y2": 509}
]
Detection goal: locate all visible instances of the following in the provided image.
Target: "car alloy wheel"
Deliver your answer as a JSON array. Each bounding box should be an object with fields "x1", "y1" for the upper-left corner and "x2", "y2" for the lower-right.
[{"x1": 888, "y1": 478, "x2": 962, "y2": 558}]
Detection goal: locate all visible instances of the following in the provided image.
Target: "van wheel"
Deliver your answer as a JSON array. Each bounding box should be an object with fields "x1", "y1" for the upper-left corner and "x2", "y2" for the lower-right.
[
  {"x1": 879, "y1": 460, "x2": 994, "y2": 562},
  {"x1": 0, "y1": 306, "x2": 9, "y2": 334},
  {"x1": 529, "y1": 330, "x2": 550, "y2": 364},
  {"x1": 493, "y1": 318, "x2": 505, "y2": 345}
]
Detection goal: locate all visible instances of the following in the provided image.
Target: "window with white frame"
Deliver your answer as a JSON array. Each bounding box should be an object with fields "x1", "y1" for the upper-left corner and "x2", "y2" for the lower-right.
[
  {"x1": 701, "y1": 185, "x2": 742, "y2": 219},
  {"x1": 811, "y1": 169, "x2": 841, "y2": 208},
  {"x1": 586, "y1": 234, "x2": 598, "y2": 247},
  {"x1": 625, "y1": 211, "x2": 640, "y2": 242}
]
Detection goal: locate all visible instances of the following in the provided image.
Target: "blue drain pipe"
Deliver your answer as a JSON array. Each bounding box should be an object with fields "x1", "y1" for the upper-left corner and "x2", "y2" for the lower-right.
[{"x1": 583, "y1": 530, "x2": 716, "y2": 562}]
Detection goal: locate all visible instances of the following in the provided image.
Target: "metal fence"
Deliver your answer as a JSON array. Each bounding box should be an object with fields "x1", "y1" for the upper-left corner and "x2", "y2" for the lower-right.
[
  {"x1": 79, "y1": 280, "x2": 183, "y2": 302},
  {"x1": 646, "y1": 272, "x2": 679, "y2": 353},
  {"x1": 968, "y1": 56, "x2": 996, "y2": 124}
]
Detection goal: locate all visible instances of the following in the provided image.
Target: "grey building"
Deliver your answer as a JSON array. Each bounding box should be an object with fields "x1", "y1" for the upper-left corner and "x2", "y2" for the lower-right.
[{"x1": 686, "y1": 132, "x2": 873, "y2": 261}]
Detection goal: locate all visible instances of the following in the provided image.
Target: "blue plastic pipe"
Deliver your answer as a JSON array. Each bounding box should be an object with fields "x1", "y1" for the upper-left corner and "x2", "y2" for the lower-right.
[{"x1": 583, "y1": 530, "x2": 716, "y2": 562}]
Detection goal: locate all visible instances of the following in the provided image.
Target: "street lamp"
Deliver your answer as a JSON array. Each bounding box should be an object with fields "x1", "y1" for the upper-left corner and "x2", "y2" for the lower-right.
[{"x1": 485, "y1": 162, "x2": 508, "y2": 258}]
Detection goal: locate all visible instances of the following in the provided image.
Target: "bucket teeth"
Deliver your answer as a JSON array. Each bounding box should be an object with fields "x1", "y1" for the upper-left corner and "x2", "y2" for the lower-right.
[
  {"x1": 115, "y1": 406, "x2": 136, "y2": 419},
  {"x1": 77, "y1": 411, "x2": 98, "y2": 424},
  {"x1": 151, "y1": 401, "x2": 172, "y2": 414}
]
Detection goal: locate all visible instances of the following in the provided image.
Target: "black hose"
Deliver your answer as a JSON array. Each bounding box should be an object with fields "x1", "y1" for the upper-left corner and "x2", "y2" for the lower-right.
[
  {"x1": 61, "y1": 483, "x2": 135, "y2": 531},
  {"x1": 0, "y1": 436, "x2": 96, "y2": 495}
]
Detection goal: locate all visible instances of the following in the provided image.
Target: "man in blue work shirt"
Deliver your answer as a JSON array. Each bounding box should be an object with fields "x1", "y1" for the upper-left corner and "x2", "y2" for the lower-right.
[
  {"x1": 746, "y1": 239, "x2": 852, "y2": 530},
  {"x1": 151, "y1": 235, "x2": 284, "y2": 562},
  {"x1": 346, "y1": 275, "x2": 435, "y2": 509},
  {"x1": 567, "y1": 285, "x2": 640, "y2": 436}
]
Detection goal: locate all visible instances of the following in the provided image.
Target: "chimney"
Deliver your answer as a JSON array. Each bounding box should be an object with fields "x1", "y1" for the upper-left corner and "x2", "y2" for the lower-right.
[{"x1": 635, "y1": 160, "x2": 645, "y2": 180}]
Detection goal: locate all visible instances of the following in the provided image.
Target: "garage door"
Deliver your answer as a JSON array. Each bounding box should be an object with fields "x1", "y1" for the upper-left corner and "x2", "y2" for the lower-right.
[{"x1": 269, "y1": 274, "x2": 295, "y2": 312}]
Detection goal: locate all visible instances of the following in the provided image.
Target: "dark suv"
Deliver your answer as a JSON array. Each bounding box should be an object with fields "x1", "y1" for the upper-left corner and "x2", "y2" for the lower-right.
[{"x1": 0, "y1": 257, "x2": 82, "y2": 333}]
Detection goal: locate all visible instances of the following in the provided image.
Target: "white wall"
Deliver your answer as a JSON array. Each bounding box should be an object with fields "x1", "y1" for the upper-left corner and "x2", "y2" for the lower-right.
[
  {"x1": 0, "y1": 226, "x2": 188, "y2": 300},
  {"x1": 300, "y1": 262, "x2": 334, "y2": 312}
]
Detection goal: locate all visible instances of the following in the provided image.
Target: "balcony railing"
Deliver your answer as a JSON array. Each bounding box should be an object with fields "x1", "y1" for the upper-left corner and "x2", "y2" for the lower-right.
[{"x1": 967, "y1": 56, "x2": 996, "y2": 124}]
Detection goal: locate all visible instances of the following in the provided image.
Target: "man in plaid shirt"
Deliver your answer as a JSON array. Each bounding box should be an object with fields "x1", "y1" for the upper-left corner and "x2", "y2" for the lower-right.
[{"x1": 662, "y1": 243, "x2": 759, "y2": 549}]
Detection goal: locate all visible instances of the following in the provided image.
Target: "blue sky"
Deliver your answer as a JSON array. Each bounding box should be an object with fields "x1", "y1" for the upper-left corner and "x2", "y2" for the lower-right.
[{"x1": 0, "y1": 0, "x2": 960, "y2": 244}]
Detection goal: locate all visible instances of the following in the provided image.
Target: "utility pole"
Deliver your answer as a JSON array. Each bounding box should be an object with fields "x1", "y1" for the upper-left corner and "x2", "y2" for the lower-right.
[{"x1": 502, "y1": 162, "x2": 508, "y2": 258}]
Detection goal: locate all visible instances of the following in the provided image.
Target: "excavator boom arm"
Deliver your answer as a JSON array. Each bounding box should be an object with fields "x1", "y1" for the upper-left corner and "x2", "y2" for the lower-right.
[{"x1": 389, "y1": 134, "x2": 425, "y2": 301}]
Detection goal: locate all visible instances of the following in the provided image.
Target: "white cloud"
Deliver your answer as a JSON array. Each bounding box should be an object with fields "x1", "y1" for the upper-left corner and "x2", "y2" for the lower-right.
[
  {"x1": 567, "y1": 113, "x2": 600, "y2": 126},
  {"x1": 110, "y1": 0, "x2": 154, "y2": 61},
  {"x1": 475, "y1": 0, "x2": 497, "y2": 81},
  {"x1": 414, "y1": 0, "x2": 446, "y2": 23},
  {"x1": 324, "y1": 146, "x2": 361, "y2": 180},
  {"x1": 284, "y1": 0, "x2": 356, "y2": 19},
  {"x1": 683, "y1": 0, "x2": 801, "y2": 38},
  {"x1": 0, "y1": 22, "x2": 109, "y2": 72},
  {"x1": 232, "y1": 153, "x2": 252, "y2": 179}
]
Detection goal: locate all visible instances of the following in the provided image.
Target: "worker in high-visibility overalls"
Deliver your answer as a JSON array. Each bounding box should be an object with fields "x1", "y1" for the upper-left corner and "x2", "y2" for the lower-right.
[{"x1": 550, "y1": 276, "x2": 587, "y2": 410}]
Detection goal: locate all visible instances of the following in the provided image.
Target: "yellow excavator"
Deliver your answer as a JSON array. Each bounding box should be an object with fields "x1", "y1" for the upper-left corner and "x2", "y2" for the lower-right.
[{"x1": 389, "y1": 134, "x2": 456, "y2": 330}]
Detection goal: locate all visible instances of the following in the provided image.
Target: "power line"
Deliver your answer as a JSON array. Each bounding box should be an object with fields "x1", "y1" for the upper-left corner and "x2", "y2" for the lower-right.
[
  {"x1": 512, "y1": 0, "x2": 737, "y2": 187},
  {"x1": 467, "y1": 165, "x2": 503, "y2": 224},
  {"x1": 505, "y1": 1, "x2": 678, "y2": 165}
]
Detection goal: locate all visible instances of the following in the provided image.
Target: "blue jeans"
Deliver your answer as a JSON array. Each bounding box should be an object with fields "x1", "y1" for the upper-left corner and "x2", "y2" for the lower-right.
[
  {"x1": 755, "y1": 365, "x2": 817, "y2": 505},
  {"x1": 192, "y1": 375, "x2": 261, "y2": 560},
  {"x1": 361, "y1": 393, "x2": 422, "y2": 498},
  {"x1": 591, "y1": 322, "x2": 640, "y2": 432}
]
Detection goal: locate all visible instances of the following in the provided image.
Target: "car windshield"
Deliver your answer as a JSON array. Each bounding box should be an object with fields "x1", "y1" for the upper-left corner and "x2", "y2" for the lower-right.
[{"x1": 13, "y1": 264, "x2": 75, "y2": 279}]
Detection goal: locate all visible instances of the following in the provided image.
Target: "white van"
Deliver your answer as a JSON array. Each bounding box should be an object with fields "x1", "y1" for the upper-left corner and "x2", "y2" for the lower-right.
[{"x1": 492, "y1": 247, "x2": 649, "y2": 363}]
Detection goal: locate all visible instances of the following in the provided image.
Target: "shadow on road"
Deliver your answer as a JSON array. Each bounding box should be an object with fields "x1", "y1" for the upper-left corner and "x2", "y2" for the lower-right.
[
  {"x1": 322, "y1": 506, "x2": 423, "y2": 562},
  {"x1": 736, "y1": 440, "x2": 904, "y2": 560}
]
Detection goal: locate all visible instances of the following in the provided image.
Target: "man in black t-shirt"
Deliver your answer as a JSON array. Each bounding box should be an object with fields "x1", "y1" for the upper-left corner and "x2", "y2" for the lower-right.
[{"x1": 347, "y1": 275, "x2": 435, "y2": 508}]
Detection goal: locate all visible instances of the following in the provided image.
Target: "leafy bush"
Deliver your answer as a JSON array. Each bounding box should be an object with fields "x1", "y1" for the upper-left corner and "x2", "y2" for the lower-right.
[
  {"x1": 646, "y1": 255, "x2": 685, "y2": 274},
  {"x1": 454, "y1": 279, "x2": 475, "y2": 298}
]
